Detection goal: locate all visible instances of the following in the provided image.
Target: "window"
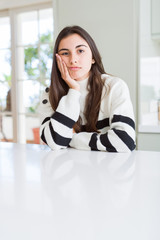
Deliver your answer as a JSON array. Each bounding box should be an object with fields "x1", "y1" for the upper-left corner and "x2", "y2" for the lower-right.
[
  {"x1": 0, "y1": 3, "x2": 54, "y2": 143},
  {"x1": 139, "y1": 57, "x2": 160, "y2": 126},
  {"x1": 139, "y1": 0, "x2": 160, "y2": 133}
]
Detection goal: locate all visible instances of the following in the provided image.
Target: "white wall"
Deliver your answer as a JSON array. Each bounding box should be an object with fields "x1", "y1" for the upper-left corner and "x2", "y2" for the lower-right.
[{"x1": 54, "y1": 0, "x2": 138, "y2": 114}]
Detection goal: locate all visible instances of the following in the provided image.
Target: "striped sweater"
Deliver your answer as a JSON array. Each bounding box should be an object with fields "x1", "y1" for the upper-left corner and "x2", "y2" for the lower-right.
[{"x1": 39, "y1": 74, "x2": 136, "y2": 152}]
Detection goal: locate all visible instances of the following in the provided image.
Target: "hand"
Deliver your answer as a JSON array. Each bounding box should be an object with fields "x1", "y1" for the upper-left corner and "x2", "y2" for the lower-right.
[{"x1": 56, "y1": 54, "x2": 80, "y2": 91}]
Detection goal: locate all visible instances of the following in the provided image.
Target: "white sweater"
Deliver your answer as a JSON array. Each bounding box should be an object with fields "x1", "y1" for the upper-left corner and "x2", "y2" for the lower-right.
[{"x1": 39, "y1": 74, "x2": 136, "y2": 152}]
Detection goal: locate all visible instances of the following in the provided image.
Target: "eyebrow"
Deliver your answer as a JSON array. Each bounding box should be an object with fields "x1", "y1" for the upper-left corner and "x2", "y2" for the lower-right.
[
  {"x1": 76, "y1": 44, "x2": 87, "y2": 48},
  {"x1": 58, "y1": 44, "x2": 88, "y2": 53}
]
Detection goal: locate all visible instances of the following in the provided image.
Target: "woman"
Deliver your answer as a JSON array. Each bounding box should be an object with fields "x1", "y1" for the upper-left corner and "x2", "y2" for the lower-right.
[{"x1": 39, "y1": 25, "x2": 136, "y2": 152}]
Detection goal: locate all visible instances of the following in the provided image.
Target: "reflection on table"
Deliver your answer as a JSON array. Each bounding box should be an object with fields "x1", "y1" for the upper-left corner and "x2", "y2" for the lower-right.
[{"x1": 0, "y1": 143, "x2": 160, "y2": 240}]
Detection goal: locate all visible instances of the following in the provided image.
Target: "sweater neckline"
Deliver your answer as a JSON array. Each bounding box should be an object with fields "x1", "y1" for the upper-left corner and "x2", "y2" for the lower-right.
[{"x1": 78, "y1": 77, "x2": 88, "y2": 92}]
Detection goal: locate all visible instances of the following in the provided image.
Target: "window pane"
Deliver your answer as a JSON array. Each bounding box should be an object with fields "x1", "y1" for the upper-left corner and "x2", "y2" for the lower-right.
[
  {"x1": 40, "y1": 79, "x2": 50, "y2": 90},
  {"x1": 24, "y1": 46, "x2": 39, "y2": 80},
  {"x1": 26, "y1": 116, "x2": 40, "y2": 144},
  {"x1": 39, "y1": 44, "x2": 53, "y2": 79},
  {"x1": 0, "y1": 84, "x2": 11, "y2": 112},
  {"x1": 39, "y1": 8, "x2": 53, "y2": 43},
  {"x1": 0, "y1": 50, "x2": 11, "y2": 111},
  {"x1": 19, "y1": 80, "x2": 41, "y2": 114},
  {"x1": 0, "y1": 17, "x2": 10, "y2": 48},
  {"x1": 17, "y1": 11, "x2": 38, "y2": 45},
  {"x1": 0, "y1": 49, "x2": 11, "y2": 81},
  {"x1": 1, "y1": 115, "x2": 13, "y2": 141},
  {"x1": 17, "y1": 46, "x2": 39, "y2": 80},
  {"x1": 140, "y1": 57, "x2": 160, "y2": 125},
  {"x1": 16, "y1": 80, "x2": 40, "y2": 143}
]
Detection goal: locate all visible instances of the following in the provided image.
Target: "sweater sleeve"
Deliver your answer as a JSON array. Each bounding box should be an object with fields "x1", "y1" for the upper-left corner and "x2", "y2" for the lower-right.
[
  {"x1": 69, "y1": 79, "x2": 136, "y2": 152},
  {"x1": 39, "y1": 88, "x2": 81, "y2": 150}
]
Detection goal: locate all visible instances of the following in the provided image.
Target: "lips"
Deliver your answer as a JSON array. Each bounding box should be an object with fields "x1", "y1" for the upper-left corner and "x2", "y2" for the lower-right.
[{"x1": 69, "y1": 67, "x2": 81, "y2": 71}]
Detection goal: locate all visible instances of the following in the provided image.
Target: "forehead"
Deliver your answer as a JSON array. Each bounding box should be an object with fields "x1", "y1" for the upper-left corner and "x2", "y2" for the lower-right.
[{"x1": 58, "y1": 33, "x2": 89, "y2": 49}]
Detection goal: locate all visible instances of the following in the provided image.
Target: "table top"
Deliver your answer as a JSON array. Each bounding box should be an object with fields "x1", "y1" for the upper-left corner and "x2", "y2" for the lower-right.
[{"x1": 0, "y1": 142, "x2": 160, "y2": 240}]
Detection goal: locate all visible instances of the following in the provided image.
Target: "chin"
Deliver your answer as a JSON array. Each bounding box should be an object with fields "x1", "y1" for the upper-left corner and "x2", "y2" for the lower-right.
[{"x1": 71, "y1": 74, "x2": 82, "y2": 80}]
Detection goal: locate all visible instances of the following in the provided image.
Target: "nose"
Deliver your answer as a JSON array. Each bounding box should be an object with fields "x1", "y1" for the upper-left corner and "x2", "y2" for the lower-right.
[{"x1": 70, "y1": 53, "x2": 78, "y2": 64}]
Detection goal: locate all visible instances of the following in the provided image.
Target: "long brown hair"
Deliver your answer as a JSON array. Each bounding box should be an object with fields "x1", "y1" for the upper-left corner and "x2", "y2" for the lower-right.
[{"x1": 49, "y1": 25, "x2": 106, "y2": 132}]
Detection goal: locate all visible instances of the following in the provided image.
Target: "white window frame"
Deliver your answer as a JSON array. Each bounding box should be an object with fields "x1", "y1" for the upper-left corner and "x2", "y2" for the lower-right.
[{"x1": 0, "y1": 2, "x2": 54, "y2": 143}]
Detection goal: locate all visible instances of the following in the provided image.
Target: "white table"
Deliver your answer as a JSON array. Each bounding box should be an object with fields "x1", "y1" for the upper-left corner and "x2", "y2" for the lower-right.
[{"x1": 0, "y1": 142, "x2": 160, "y2": 240}]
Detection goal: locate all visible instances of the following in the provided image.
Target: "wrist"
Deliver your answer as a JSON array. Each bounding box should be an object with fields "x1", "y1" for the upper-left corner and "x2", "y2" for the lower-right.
[{"x1": 71, "y1": 86, "x2": 80, "y2": 91}]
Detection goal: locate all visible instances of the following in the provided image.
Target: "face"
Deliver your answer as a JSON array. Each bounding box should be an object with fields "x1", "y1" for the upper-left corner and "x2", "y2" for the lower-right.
[{"x1": 58, "y1": 34, "x2": 94, "y2": 81}]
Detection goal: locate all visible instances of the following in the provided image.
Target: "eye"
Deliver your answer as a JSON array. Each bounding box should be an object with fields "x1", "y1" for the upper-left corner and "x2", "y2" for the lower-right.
[
  {"x1": 61, "y1": 52, "x2": 69, "y2": 56},
  {"x1": 78, "y1": 49, "x2": 84, "y2": 54}
]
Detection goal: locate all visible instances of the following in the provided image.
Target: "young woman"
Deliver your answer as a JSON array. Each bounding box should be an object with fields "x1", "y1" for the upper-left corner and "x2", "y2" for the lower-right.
[{"x1": 39, "y1": 25, "x2": 136, "y2": 152}]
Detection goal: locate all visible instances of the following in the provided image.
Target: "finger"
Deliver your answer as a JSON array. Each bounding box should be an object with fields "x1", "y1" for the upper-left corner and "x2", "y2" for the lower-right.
[
  {"x1": 62, "y1": 61, "x2": 76, "y2": 88},
  {"x1": 62, "y1": 61, "x2": 70, "y2": 78},
  {"x1": 56, "y1": 54, "x2": 65, "y2": 75},
  {"x1": 58, "y1": 57, "x2": 70, "y2": 80},
  {"x1": 56, "y1": 54, "x2": 63, "y2": 70},
  {"x1": 56, "y1": 55, "x2": 79, "y2": 90}
]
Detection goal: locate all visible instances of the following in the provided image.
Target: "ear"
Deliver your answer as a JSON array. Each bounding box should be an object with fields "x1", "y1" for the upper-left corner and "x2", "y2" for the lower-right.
[{"x1": 92, "y1": 59, "x2": 95, "y2": 64}]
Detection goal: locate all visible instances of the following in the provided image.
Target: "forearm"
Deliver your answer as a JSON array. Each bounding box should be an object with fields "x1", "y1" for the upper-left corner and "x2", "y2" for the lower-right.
[
  {"x1": 40, "y1": 89, "x2": 81, "y2": 150},
  {"x1": 69, "y1": 116, "x2": 136, "y2": 152}
]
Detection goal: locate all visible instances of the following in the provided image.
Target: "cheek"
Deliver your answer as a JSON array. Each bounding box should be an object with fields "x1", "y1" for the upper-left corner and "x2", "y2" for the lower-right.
[
  {"x1": 83, "y1": 57, "x2": 93, "y2": 70},
  {"x1": 60, "y1": 56, "x2": 68, "y2": 64}
]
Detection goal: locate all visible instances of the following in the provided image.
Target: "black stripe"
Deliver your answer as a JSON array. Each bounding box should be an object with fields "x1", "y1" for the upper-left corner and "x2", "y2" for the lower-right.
[
  {"x1": 41, "y1": 117, "x2": 50, "y2": 125},
  {"x1": 41, "y1": 128, "x2": 47, "y2": 144},
  {"x1": 100, "y1": 133, "x2": 117, "y2": 152},
  {"x1": 80, "y1": 118, "x2": 110, "y2": 132},
  {"x1": 49, "y1": 122, "x2": 71, "y2": 146},
  {"x1": 112, "y1": 128, "x2": 136, "y2": 151},
  {"x1": 89, "y1": 133, "x2": 99, "y2": 151},
  {"x1": 112, "y1": 115, "x2": 135, "y2": 129},
  {"x1": 96, "y1": 118, "x2": 109, "y2": 129},
  {"x1": 51, "y1": 111, "x2": 75, "y2": 128}
]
